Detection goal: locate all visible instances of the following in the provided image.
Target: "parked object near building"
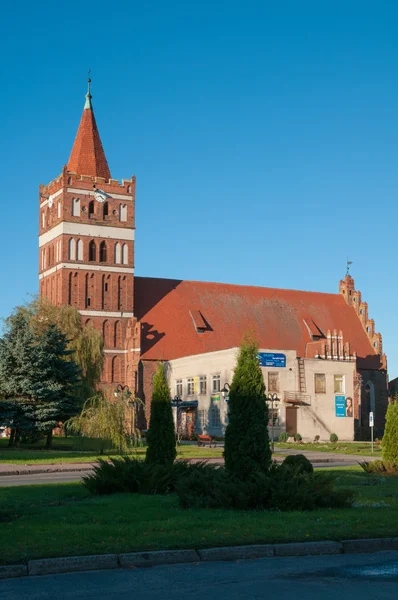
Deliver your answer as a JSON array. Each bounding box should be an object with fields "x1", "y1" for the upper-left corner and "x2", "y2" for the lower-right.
[{"x1": 38, "y1": 81, "x2": 389, "y2": 441}]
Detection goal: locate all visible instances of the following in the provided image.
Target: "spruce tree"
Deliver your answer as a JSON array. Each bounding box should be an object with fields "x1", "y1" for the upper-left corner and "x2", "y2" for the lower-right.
[
  {"x1": 0, "y1": 312, "x2": 38, "y2": 445},
  {"x1": 146, "y1": 363, "x2": 177, "y2": 466},
  {"x1": 224, "y1": 338, "x2": 271, "y2": 479},
  {"x1": 382, "y1": 397, "x2": 398, "y2": 466},
  {"x1": 30, "y1": 324, "x2": 82, "y2": 449}
]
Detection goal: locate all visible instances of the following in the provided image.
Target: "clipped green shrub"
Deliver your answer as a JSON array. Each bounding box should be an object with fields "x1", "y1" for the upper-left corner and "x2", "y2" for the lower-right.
[
  {"x1": 330, "y1": 433, "x2": 338, "y2": 443},
  {"x1": 175, "y1": 463, "x2": 354, "y2": 511},
  {"x1": 282, "y1": 454, "x2": 314, "y2": 474},
  {"x1": 278, "y1": 432, "x2": 289, "y2": 442},
  {"x1": 294, "y1": 433, "x2": 302, "y2": 442},
  {"x1": 314, "y1": 435, "x2": 320, "y2": 442},
  {"x1": 382, "y1": 400, "x2": 398, "y2": 467},
  {"x1": 359, "y1": 460, "x2": 386, "y2": 474},
  {"x1": 146, "y1": 363, "x2": 176, "y2": 467},
  {"x1": 224, "y1": 338, "x2": 271, "y2": 480},
  {"x1": 83, "y1": 457, "x2": 218, "y2": 496}
]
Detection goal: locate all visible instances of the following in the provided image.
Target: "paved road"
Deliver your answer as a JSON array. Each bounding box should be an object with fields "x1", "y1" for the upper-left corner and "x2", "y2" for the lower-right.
[
  {"x1": 2, "y1": 552, "x2": 398, "y2": 599},
  {"x1": 0, "y1": 459, "x2": 360, "y2": 486}
]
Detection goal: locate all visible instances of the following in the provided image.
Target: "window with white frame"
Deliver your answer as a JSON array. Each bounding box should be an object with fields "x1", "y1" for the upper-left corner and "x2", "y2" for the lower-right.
[
  {"x1": 199, "y1": 376, "x2": 207, "y2": 394},
  {"x1": 72, "y1": 198, "x2": 80, "y2": 217},
  {"x1": 334, "y1": 374, "x2": 345, "y2": 394},
  {"x1": 187, "y1": 378, "x2": 195, "y2": 395},
  {"x1": 76, "y1": 239, "x2": 83, "y2": 261},
  {"x1": 119, "y1": 204, "x2": 127, "y2": 222},
  {"x1": 209, "y1": 406, "x2": 221, "y2": 428},
  {"x1": 122, "y1": 243, "x2": 128, "y2": 265},
  {"x1": 212, "y1": 374, "x2": 220, "y2": 393},
  {"x1": 314, "y1": 373, "x2": 326, "y2": 394},
  {"x1": 176, "y1": 379, "x2": 182, "y2": 397},
  {"x1": 68, "y1": 238, "x2": 75, "y2": 260},
  {"x1": 197, "y1": 409, "x2": 207, "y2": 428},
  {"x1": 268, "y1": 371, "x2": 279, "y2": 392},
  {"x1": 57, "y1": 202, "x2": 61, "y2": 218}
]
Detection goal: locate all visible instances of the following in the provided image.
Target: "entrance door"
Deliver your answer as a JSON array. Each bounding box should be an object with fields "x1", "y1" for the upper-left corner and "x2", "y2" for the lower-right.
[{"x1": 285, "y1": 407, "x2": 298, "y2": 436}]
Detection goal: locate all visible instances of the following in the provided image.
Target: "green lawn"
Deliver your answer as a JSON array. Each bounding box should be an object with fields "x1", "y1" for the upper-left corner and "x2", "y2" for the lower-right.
[
  {"x1": 1, "y1": 467, "x2": 397, "y2": 565},
  {"x1": 275, "y1": 442, "x2": 382, "y2": 456},
  {"x1": 0, "y1": 437, "x2": 224, "y2": 464}
]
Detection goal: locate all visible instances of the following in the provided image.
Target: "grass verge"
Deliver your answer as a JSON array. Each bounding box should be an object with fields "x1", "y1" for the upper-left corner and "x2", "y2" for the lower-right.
[
  {"x1": 0, "y1": 437, "x2": 224, "y2": 464},
  {"x1": 1, "y1": 467, "x2": 397, "y2": 565},
  {"x1": 275, "y1": 442, "x2": 382, "y2": 455}
]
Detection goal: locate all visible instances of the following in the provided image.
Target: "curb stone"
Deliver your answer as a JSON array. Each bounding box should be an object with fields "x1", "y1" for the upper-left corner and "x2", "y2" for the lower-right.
[
  {"x1": 274, "y1": 541, "x2": 343, "y2": 556},
  {"x1": 119, "y1": 549, "x2": 199, "y2": 568},
  {"x1": 28, "y1": 554, "x2": 118, "y2": 576},
  {"x1": 3, "y1": 538, "x2": 398, "y2": 580},
  {"x1": 198, "y1": 545, "x2": 274, "y2": 561},
  {"x1": 342, "y1": 538, "x2": 398, "y2": 554},
  {"x1": 0, "y1": 564, "x2": 28, "y2": 579}
]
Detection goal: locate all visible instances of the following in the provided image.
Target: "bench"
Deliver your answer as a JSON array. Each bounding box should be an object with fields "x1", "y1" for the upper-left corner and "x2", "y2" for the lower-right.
[{"x1": 197, "y1": 434, "x2": 217, "y2": 448}]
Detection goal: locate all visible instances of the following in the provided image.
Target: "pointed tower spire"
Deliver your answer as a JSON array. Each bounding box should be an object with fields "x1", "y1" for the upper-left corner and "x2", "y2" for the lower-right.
[{"x1": 67, "y1": 76, "x2": 111, "y2": 180}]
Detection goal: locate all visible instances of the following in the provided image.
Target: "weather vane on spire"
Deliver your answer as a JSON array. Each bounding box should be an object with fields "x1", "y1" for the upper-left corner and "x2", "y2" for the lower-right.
[
  {"x1": 346, "y1": 257, "x2": 353, "y2": 276},
  {"x1": 84, "y1": 69, "x2": 92, "y2": 109}
]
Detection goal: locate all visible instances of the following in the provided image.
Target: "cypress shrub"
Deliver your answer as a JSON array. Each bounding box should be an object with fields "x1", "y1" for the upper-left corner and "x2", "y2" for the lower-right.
[
  {"x1": 146, "y1": 363, "x2": 177, "y2": 467},
  {"x1": 224, "y1": 338, "x2": 271, "y2": 480},
  {"x1": 382, "y1": 398, "x2": 398, "y2": 467}
]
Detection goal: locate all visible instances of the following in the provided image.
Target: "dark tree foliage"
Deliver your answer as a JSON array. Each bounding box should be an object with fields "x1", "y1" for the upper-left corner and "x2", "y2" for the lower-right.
[
  {"x1": 0, "y1": 313, "x2": 81, "y2": 448},
  {"x1": 146, "y1": 363, "x2": 177, "y2": 466},
  {"x1": 224, "y1": 338, "x2": 271, "y2": 479},
  {"x1": 30, "y1": 324, "x2": 82, "y2": 448}
]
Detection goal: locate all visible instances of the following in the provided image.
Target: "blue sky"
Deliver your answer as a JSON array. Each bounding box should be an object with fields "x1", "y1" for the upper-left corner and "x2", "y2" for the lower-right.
[{"x1": 1, "y1": 1, "x2": 397, "y2": 372}]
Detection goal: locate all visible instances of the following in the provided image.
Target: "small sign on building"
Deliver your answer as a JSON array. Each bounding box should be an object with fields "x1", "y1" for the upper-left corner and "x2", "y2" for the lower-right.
[
  {"x1": 335, "y1": 395, "x2": 346, "y2": 418},
  {"x1": 257, "y1": 353, "x2": 286, "y2": 368},
  {"x1": 369, "y1": 411, "x2": 374, "y2": 427}
]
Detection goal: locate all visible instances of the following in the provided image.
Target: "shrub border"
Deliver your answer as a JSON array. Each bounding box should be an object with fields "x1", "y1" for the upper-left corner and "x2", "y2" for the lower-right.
[{"x1": 2, "y1": 538, "x2": 398, "y2": 579}]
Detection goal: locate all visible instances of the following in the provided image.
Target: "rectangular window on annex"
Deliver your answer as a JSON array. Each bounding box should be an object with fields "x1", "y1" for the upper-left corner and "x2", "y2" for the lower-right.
[
  {"x1": 212, "y1": 375, "x2": 221, "y2": 393},
  {"x1": 268, "y1": 372, "x2": 279, "y2": 392},
  {"x1": 199, "y1": 376, "x2": 207, "y2": 394},
  {"x1": 187, "y1": 378, "x2": 195, "y2": 395},
  {"x1": 334, "y1": 375, "x2": 345, "y2": 394},
  {"x1": 314, "y1": 373, "x2": 326, "y2": 394},
  {"x1": 176, "y1": 379, "x2": 182, "y2": 397}
]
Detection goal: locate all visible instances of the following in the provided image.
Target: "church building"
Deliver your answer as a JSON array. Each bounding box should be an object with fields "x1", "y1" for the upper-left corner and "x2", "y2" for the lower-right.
[{"x1": 38, "y1": 82, "x2": 389, "y2": 441}]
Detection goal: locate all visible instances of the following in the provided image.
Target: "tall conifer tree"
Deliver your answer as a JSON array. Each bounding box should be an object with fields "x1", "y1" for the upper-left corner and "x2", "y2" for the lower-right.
[
  {"x1": 224, "y1": 338, "x2": 271, "y2": 479},
  {"x1": 146, "y1": 363, "x2": 177, "y2": 466}
]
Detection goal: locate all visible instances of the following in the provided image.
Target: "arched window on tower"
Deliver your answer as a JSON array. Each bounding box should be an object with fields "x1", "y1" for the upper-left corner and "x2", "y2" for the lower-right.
[
  {"x1": 68, "y1": 238, "x2": 76, "y2": 260},
  {"x1": 88, "y1": 201, "x2": 95, "y2": 218},
  {"x1": 103, "y1": 320, "x2": 110, "y2": 347},
  {"x1": 112, "y1": 356, "x2": 120, "y2": 383},
  {"x1": 114, "y1": 242, "x2": 121, "y2": 264},
  {"x1": 68, "y1": 272, "x2": 73, "y2": 304},
  {"x1": 119, "y1": 204, "x2": 127, "y2": 222},
  {"x1": 72, "y1": 198, "x2": 81, "y2": 217},
  {"x1": 122, "y1": 243, "x2": 128, "y2": 265},
  {"x1": 89, "y1": 240, "x2": 96, "y2": 262},
  {"x1": 114, "y1": 321, "x2": 121, "y2": 347},
  {"x1": 103, "y1": 202, "x2": 109, "y2": 219},
  {"x1": 99, "y1": 241, "x2": 107, "y2": 263},
  {"x1": 76, "y1": 239, "x2": 83, "y2": 261}
]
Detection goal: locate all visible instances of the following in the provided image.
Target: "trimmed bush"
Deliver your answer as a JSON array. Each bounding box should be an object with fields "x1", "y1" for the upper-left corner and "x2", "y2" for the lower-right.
[
  {"x1": 83, "y1": 457, "x2": 218, "y2": 495},
  {"x1": 294, "y1": 433, "x2": 302, "y2": 442},
  {"x1": 382, "y1": 400, "x2": 398, "y2": 467},
  {"x1": 146, "y1": 363, "x2": 176, "y2": 467},
  {"x1": 330, "y1": 433, "x2": 338, "y2": 443},
  {"x1": 175, "y1": 463, "x2": 354, "y2": 511},
  {"x1": 359, "y1": 460, "x2": 398, "y2": 474},
  {"x1": 278, "y1": 432, "x2": 289, "y2": 442},
  {"x1": 224, "y1": 338, "x2": 271, "y2": 480},
  {"x1": 314, "y1": 435, "x2": 320, "y2": 442},
  {"x1": 282, "y1": 454, "x2": 314, "y2": 474}
]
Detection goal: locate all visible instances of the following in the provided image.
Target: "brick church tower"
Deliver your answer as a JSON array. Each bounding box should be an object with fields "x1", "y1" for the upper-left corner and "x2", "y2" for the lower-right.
[{"x1": 38, "y1": 79, "x2": 140, "y2": 389}]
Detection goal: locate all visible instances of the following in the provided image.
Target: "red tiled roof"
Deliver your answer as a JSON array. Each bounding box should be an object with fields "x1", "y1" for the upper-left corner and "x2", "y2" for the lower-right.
[
  {"x1": 134, "y1": 277, "x2": 381, "y2": 369},
  {"x1": 67, "y1": 104, "x2": 111, "y2": 180}
]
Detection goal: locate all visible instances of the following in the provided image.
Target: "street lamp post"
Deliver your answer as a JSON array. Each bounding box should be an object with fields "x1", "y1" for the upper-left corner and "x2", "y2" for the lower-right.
[
  {"x1": 173, "y1": 395, "x2": 182, "y2": 443},
  {"x1": 220, "y1": 383, "x2": 230, "y2": 399},
  {"x1": 265, "y1": 392, "x2": 280, "y2": 453}
]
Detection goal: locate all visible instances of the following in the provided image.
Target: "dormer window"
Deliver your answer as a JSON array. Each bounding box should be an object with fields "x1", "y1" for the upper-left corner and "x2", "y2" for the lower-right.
[{"x1": 190, "y1": 310, "x2": 209, "y2": 333}]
